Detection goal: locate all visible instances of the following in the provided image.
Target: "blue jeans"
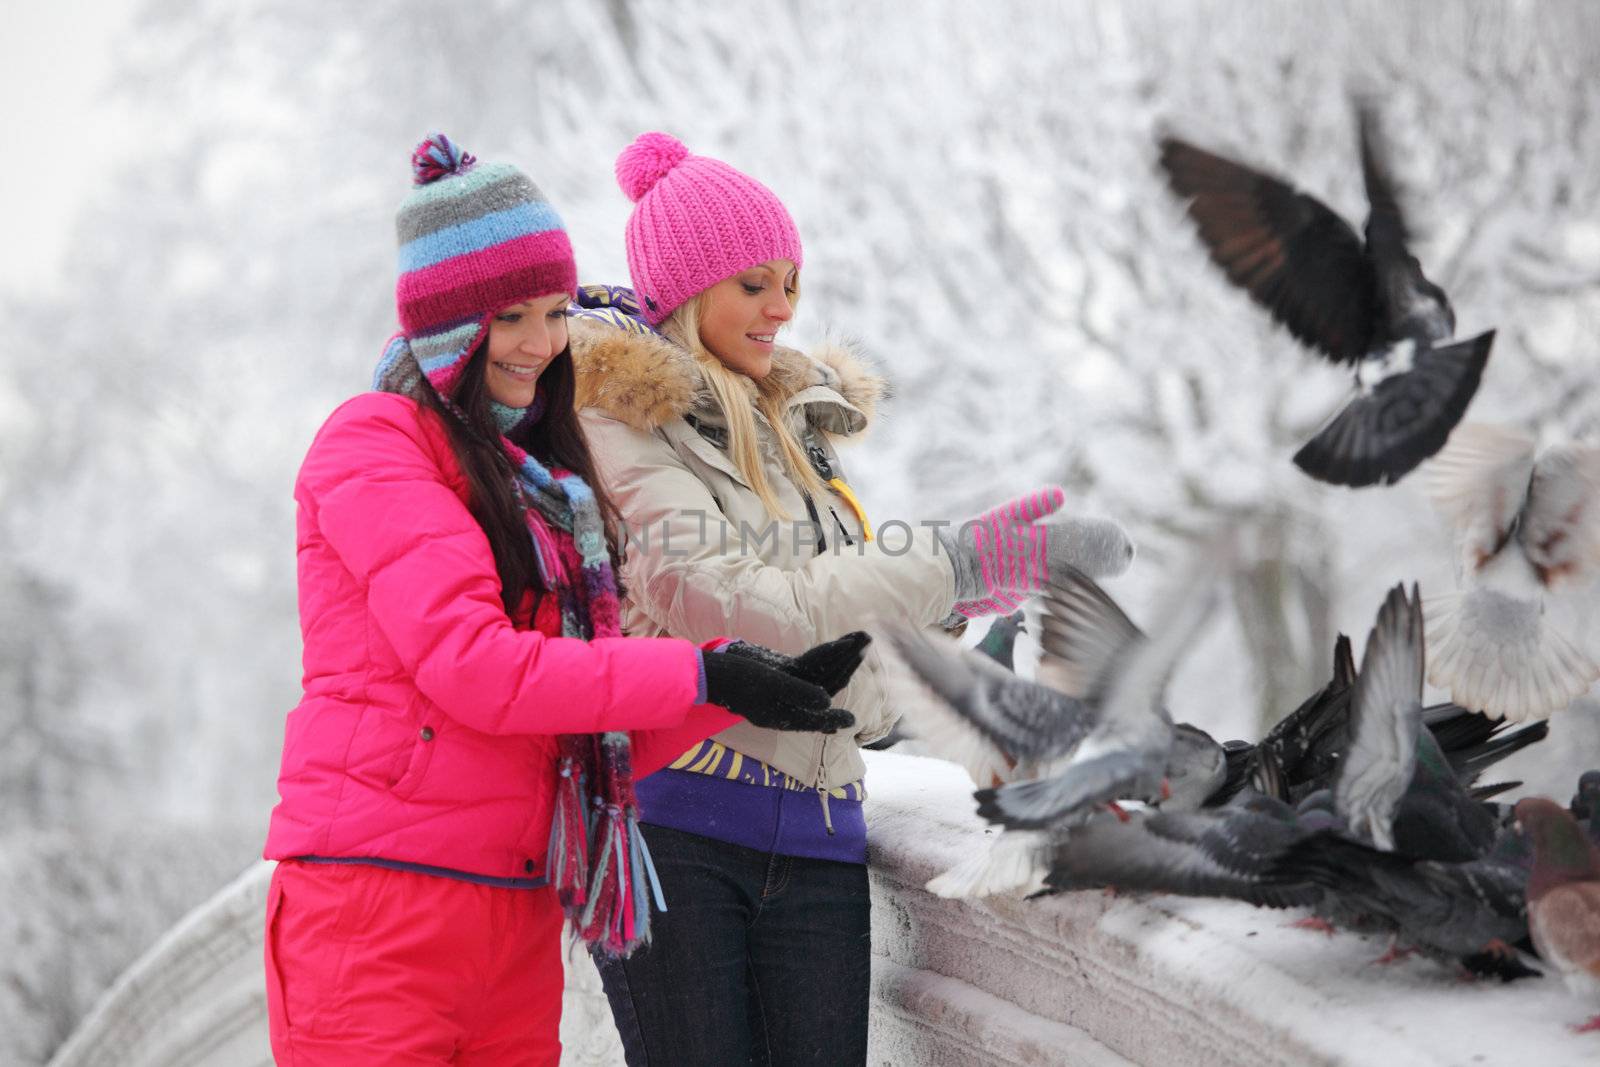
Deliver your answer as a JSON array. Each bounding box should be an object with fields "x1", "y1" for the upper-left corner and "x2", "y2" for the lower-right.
[{"x1": 592, "y1": 823, "x2": 871, "y2": 1066}]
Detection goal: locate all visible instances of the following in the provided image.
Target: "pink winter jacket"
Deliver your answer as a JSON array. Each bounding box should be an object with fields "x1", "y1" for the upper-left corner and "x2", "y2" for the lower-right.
[{"x1": 264, "y1": 392, "x2": 738, "y2": 881}]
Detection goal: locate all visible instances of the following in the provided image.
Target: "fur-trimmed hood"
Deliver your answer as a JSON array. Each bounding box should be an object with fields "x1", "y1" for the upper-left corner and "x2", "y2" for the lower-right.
[{"x1": 569, "y1": 314, "x2": 887, "y2": 439}]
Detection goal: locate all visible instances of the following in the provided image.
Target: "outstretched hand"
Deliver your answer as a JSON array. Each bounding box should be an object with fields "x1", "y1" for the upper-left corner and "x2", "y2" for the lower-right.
[
  {"x1": 941, "y1": 487, "x2": 1135, "y2": 617},
  {"x1": 722, "y1": 631, "x2": 873, "y2": 696},
  {"x1": 702, "y1": 650, "x2": 857, "y2": 734}
]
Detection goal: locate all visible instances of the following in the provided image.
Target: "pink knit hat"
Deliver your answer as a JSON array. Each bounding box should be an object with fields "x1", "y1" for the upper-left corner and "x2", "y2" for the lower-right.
[{"x1": 616, "y1": 132, "x2": 803, "y2": 325}]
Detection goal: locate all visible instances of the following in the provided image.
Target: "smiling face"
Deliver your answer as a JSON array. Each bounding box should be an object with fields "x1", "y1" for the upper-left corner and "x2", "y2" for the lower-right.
[
  {"x1": 696, "y1": 260, "x2": 798, "y2": 379},
  {"x1": 483, "y1": 292, "x2": 571, "y2": 407}
]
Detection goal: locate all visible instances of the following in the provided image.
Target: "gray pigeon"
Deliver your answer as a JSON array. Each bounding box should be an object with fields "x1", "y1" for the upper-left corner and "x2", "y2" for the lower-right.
[
  {"x1": 1039, "y1": 792, "x2": 1321, "y2": 909},
  {"x1": 1269, "y1": 829, "x2": 1538, "y2": 980},
  {"x1": 1164, "y1": 722, "x2": 1230, "y2": 810},
  {"x1": 1423, "y1": 423, "x2": 1600, "y2": 721},
  {"x1": 973, "y1": 563, "x2": 1220, "y2": 831},
  {"x1": 877, "y1": 622, "x2": 1098, "y2": 791},
  {"x1": 975, "y1": 610, "x2": 1027, "y2": 672}
]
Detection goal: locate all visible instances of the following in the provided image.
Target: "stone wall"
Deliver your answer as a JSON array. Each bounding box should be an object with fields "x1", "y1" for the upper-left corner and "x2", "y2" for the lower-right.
[{"x1": 48, "y1": 752, "x2": 1599, "y2": 1066}]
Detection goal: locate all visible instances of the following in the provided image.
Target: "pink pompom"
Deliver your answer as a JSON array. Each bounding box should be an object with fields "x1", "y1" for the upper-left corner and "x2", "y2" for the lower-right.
[
  {"x1": 615, "y1": 132, "x2": 689, "y2": 202},
  {"x1": 411, "y1": 133, "x2": 476, "y2": 186}
]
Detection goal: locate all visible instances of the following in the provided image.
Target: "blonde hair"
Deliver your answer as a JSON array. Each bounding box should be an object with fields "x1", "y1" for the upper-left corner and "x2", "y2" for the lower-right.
[{"x1": 663, "y1": 290, "x2": 828, "y2": 521}]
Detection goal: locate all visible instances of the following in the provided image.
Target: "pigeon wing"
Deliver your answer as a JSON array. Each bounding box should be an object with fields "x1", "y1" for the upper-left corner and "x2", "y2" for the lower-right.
[
  {"x1": 1159, "y1": 136, "x2": 1378, "y2": 365},
  {"x1": 877, "y1": 623, "x2": 1095, "y2": 786},
  {"x1": 1292, "y1": 330, "x2": 1494, "y2": 488},
  {"x1": 1043, "y1": 808, "x2": 1318, "y2": 907},
  {"x1": 1423, "y1": 421, "x2": 1537, "y2": 574},
  {"x1": 1034, "y1": 565, "x2": 1145, "y2": 699},
  {"x1": 1356, "y1": 102, "x2": 1415, "y2": 262},
  {"x1": 1254, "y1": 633, "x2": 1356, "y2": 798},
  {"x1": 975, "y1": 749, "x2": 1151, "y2": 831},
  {"x1": 1335, "y1": 584, "x2": 1426, "y2": 849}
]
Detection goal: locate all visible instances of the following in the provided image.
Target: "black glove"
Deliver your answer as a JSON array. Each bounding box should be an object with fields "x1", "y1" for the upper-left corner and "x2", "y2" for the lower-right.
[
  {"x1": 702, "y1": 652, "x2": 857, "y2": 733},
  {"x1": 722, "y1": 632, "x2": 872, "y2": 696}
]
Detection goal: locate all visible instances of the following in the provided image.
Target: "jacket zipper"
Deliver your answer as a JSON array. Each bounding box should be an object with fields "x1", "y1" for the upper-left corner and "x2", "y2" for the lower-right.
[{"x1": 814, "y1": 735, "x2": 835, "y2": 835}]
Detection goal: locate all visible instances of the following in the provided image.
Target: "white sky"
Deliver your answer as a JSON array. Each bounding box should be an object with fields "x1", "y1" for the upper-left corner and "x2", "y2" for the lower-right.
[{"x1": 2, "y1": 0, "x2": 131, "y2": 297}]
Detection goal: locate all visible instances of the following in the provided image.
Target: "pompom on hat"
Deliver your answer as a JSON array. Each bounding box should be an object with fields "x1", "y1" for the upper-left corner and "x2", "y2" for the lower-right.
[
  {"x1": 378, "y1": 133, "x2": 577, "y2": 399},
  {"x1": 615, "y1": 132, "x2": 802, "y2": 325}
]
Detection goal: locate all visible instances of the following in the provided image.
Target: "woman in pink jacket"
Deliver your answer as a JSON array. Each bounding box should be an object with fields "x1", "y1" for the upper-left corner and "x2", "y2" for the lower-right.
[{"x1": 261, "y1": 134, "x2": 867, "y2": 1066}]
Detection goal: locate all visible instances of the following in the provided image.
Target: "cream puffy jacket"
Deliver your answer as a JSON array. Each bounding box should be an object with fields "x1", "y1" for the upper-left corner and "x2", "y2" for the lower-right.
[{"x1": 573, "y1": 317, "x2": 956, "y2": 789}]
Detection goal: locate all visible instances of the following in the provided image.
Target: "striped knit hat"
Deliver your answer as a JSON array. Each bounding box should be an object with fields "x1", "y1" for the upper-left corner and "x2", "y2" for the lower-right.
[
  {"x1": 388, "y1": 133, "x2": 577, "y2": 398},
  {"x1": 616, "y1": 132, "x2": 802, "y2": 326}
]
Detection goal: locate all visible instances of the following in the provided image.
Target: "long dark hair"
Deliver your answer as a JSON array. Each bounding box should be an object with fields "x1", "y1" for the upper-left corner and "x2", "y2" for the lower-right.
[{"x1": 419, "y1": 339, "x2": 625, "y2": 615}]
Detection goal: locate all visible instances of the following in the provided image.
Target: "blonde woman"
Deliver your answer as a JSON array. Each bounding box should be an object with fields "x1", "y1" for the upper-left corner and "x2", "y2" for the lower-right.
[{"x1": 572, "y1": 132, "x2": 1133, "y2": 1065}]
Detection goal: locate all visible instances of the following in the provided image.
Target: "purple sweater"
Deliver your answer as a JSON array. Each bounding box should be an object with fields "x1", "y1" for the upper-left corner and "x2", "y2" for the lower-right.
[{"x1": 635, "y1": 741, "x2": 867, "y2": 864}]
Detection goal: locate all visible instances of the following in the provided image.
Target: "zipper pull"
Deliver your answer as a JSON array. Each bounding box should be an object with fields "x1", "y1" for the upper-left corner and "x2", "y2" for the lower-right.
[
  {"x1": 807, "y1": 443, "x2": 835, "y2": 481},
  {"x1": 827, "y1": 478, "x2": 873, "y2": 542},
  {"x1": 814, "y1": 736, "x2": 834, "y2": 835}
]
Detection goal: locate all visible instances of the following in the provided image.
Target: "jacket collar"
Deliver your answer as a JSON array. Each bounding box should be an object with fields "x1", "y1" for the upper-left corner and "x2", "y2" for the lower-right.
[{"x1": 569, "y1": 314, "x2": 887, "y2": 438}]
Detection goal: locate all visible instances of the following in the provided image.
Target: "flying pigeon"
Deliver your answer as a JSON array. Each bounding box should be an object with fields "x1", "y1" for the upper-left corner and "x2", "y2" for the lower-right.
[
  {"x1": 1516, "y1": 797, "x2": 1600, "y2": 1030},
  {"x1": 874, "y1": 617, "x2": 1099, "y2": 898},
  {"x1": 972, "y1": 563, "x2": 1220, "y2": 831},
  {"x1": 1159, "y1": 105, "x2": 1493, "y2": 487},
  {"x1": 1422, "y1": 423, "x2": 1600, "y2": 721}
]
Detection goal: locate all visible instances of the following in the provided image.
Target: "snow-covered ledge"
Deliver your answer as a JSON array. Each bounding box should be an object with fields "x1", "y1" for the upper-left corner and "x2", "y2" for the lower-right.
[{"x1": 50, "y1": 751, "x2": 1598, "y2": 1066}]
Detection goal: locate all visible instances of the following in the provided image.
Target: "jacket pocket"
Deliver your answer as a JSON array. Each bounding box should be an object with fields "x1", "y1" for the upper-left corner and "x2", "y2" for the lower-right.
[{"x1": 388, "y1": 713, "x2": 439, "y2": 799}]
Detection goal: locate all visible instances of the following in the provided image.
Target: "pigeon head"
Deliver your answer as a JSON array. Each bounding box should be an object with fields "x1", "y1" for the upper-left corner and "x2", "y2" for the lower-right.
[
  {"x1": 1162, "y1": 723, "x2": 1228, "y2": 810},
  {"x1": 1572, "y1": 770, "x2": 1600, "y2": 821},
  {"x1": 1515, "y1": 796, "x2": 1600, "y2": 903}
]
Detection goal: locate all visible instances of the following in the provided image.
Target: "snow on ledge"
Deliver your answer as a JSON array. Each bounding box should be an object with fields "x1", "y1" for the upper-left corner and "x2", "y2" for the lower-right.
[{"x1": 46, "y1": 751, "x2": 1599, "y2": 1066}]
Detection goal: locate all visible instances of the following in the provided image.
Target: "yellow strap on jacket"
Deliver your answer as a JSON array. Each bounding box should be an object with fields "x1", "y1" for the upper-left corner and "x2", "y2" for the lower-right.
[{"x1": 828, "y1": 478, "x2": 873, "y2": 542}]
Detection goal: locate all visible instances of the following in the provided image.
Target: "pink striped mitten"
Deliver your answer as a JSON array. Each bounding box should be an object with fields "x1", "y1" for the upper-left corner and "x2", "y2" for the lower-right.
[{"x1": 951, "y1": 487, "x2": 1066, "y2": 617}]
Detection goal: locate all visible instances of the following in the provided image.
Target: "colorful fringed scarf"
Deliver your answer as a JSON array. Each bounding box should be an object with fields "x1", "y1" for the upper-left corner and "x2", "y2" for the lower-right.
[{"x1": 374, "y1": 336, "x2": 666, "y2": 957}]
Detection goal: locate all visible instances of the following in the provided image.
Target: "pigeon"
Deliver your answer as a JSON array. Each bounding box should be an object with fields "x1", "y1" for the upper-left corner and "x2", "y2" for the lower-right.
[
  {"x1": 1516, "y1": 797, "x2": 1600, "y2": 1030},
  {"x1": 874, "y1": 617, "x2": 1100, "y2": 898},
  {"x1": 1572, "y1": 771, "x2": 1600, "y2": 848},
  {"x1": 1264, "y1": 593, "x2": 1545, "y2": 981},
  {"x1": 1570, "y1": 771, "x2": 1600, "y2": 820},
  {"x1": 1422, "y1": 423, "x2": 1600, "y2": 721},
  {"x1": 1159, "y1": 105, "x2": 1494, "y2": 487},
  {"x1": 876, "y1": 621, "x2": 1098, "y2": 792},
  {"x1": 878, "y1": 598, "x2": 1222, "y2": 896},
  {"x1": 1038, "y1": 792, "x2": 1321, "y2": 909},
  {"x1": 1269, "y1": 829, "x2": 1538, "y2": 980},
  {"x1": 1164, "y1": 722, "x2": 1230, "y2": 810},
  {"x1": 972, "y1": 564, "x2": 1220, "y2": 831},
  {"x1": 975, "y1": 610, "x2": 1027, "y2": 672}
]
